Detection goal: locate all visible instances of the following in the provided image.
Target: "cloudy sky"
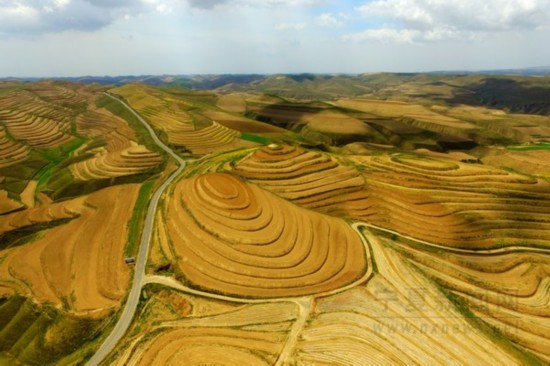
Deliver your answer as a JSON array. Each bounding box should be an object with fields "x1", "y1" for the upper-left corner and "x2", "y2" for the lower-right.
[{"x1": 1, "y1": 0, "x2": 549, "y2": 76}]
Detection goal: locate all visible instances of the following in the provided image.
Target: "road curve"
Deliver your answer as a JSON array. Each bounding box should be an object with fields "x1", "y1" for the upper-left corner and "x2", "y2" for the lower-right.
[
  {"x1": 352, "y1": 222, "x2": 550, "y2": 255},
  {"x1": 86, "y1": 93, "x2": 186, "y2": 366}
]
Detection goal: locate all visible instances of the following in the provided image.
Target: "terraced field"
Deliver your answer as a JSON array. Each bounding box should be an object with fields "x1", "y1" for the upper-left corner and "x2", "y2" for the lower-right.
[
  {"x1": 168, "y1": 121, "x2": 242, "y2": 155},
  {"x1": 354, "y1": 154, "x2": 550, "y2": 248},
  {"x1": 0, "y1": 126, "x2": 28, "y2": 168},
  {"x1": 2, "y1": 78, "x2": 549, "y2": 365},
  {"x1": 333, "y1": 98, "x2": 477, "y2": 131},
  {"x1": 0, "y1": 88, "x2": 75, "y2": 148},
  {"x1": 482, "y1": 148, "x2": 550, "y2": 179},
  {"x1": 70, "y1": 108, "x2": 162, "y2": 180},
  {"x1": 229, "y1": 144, "x2": 370, "y2": 218},
  {"x1": 290, "y1": 228, "x2": 525, "y2": 365},
  {"x1": 0, "y1": 82, "x2": 170, "y2": 364},
  {"x1": 0, "y1": 184, "x2": 139, "y2": 315},
  {"x1": 112, "y1": 299, "x2": 298, "y2": 366},
  {"x1": 111, "y1": 84, "x2": 281, "y2": 155},
  {"x1": 110, "y1": 84, "x2": 195, "y2": 132},
  {"x1": 216, "y1": 93, "x2": 247, "y2": 113},
  {"x1": 160, "y1": 172, "x2": 369, "y2": 298},
  {"x1": 110, "y1": 84, "x2": 242, "y2": 154},
  {"x1": 229, "y1": 144, "x2": 550, "y2": 249},
  {"x1": 389, "y1": 236, "x2": 550, "y2": 363}
]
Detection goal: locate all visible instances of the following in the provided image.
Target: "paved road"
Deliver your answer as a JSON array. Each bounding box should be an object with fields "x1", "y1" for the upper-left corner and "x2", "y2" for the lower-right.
[
  {"x1": 86, "y1": 93, "x2": 186, "y2": 366},
  {"x1": 85, "y1": 95, "x2": 548, "y2": 364},
  {"x1": 352, "y1": 222, "x2": 550, "y2": 255}
]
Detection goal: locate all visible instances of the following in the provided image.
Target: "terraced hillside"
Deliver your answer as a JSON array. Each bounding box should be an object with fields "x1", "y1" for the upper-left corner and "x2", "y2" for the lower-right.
[
  {"x1": 110, "y1": 84, "x2": 283, "y2": 155},
  {"x1": 0, "y1": 88, "x2": 74, "y2": 148},
  {"x1": 229, "y1": 144, "x2": 370, "y2": 217},
  {"x1": 2, "y1": 78, "x2": 550, "y2": 365},
  {"x1": 0, "y1": 82, "x2": 167, "y2": 364},
  {"x1": 0, "y1": 81, "x2": 87, "y2": 207},
  {"x1": 353, "y1": 153, "x2": 550, "y2": 248},
  {"x1": 228, "y1": 144, "x2": 550, "y2": 249},
  {"x1": 69, "y1": 108, "x2": 162, "y2": 181},
  {"x1": 389, "y1": 235, "x2": 550, "y2": 362},
  {"x1": 287, "y1": 228, "x2": 533, "y2": 365},
  {"x1": 112, "y1": 297, "x2": 299, "y2": 366},
  {"x1": 0, "y1": 185, "x2": 138, "y2": 314},
  {"x1": 136, "y1": 144, "x2": 548, "y2": 365},
  {"x1": 159, "y1": 172, "x2": 370, "y2": 298},
  {"x1": 0, "y1": 126, "x2": 28, "y2": 169}
]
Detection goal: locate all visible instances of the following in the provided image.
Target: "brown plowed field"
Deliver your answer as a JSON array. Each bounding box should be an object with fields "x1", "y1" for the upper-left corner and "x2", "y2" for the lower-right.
[{"x1": 163, "y1": 172, "x2": 367, "y2": 298}]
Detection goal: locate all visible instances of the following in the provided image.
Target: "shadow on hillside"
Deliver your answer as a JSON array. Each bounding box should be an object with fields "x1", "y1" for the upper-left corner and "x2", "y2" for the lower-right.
[{"x1": 446, "y1": 78, "x2": 550, "y2": 115}]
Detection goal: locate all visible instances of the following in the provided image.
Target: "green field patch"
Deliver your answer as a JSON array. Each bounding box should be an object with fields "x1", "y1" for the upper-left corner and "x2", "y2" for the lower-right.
[
  {"x1": 35, "y1": 137, "x2": 87, "y2": 193},
  {"x1": 0, "y1": 152, "x2": 50, "y2": 197},
  {"x1": 508, "y1": 142, "x2": 550, "y2": 151},
  {"x1": 240, "y1": 133, "x2": 271, "y2": 144},
  {"x1": 125, "y1": 180, "x2": 155, "y2": 257}
]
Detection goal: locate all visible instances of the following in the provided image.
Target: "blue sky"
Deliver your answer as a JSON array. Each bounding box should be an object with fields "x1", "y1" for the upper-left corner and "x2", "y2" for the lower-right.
[{"x1": 1, "y1": 0, "x2": 549, "y2": 76}]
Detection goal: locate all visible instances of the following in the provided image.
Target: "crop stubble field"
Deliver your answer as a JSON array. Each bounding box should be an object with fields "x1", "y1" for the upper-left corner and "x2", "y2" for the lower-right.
[{"x1": 1, "y1": 78, "x2": 549, "y2": 365}]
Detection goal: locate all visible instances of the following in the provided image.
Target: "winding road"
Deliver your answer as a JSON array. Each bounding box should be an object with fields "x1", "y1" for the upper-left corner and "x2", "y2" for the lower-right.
[
  {"x1": 86, "y1": 95, "x2": 550, "y2": 365},
  {"x1": 352, "y1": 222, "x2": 550, "y2": 255},
  {"x1": 86, "y1": 93, "x2": 186, "y2": 366}
]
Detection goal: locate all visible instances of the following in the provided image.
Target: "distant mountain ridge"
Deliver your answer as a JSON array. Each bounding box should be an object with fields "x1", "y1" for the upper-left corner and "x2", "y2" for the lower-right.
[
  {"x1": 432, "y1": 66, "x2": 550, "y2": 76},
  {"x1": 2, "y1": 66, "x2": 550, "y2": 85},
  {"x1": 3, "y1": 70, "x2": 550, "y2": 116}
]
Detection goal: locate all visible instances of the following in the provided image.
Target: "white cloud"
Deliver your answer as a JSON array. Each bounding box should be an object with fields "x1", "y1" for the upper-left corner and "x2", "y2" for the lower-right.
[
  {"x1": 186, "y1": 0, "x2": 229, "y2": 9},
  {"x1": 317, "y1": 13, "x2": 343, "y2": 27},
  {"x1": 265, "y1": 0, "x2": 324, "y2": 5},
  {"x1": 0, "y1": 0, "x2": 326, "y2": 37},
  {"x1": 0, "y1": 2, "x2": 40, "y2": 28},
  {"x1": 43, "y1": 0, "x2": 71, "y2": 12},
  {"x1": 0, "y1": 0, "x2": 164, "y2": 35},
  {"x1": 344, "y1": 26, "x2": 465, "y2": 43},
  {"x1": 185, "y1": 0, "x2": 324, "y2": 9},
  {"x1": 275, "y1": 22, "x2": 307, "y2": 30},
  {"x1": 54, "y1": 0, "x2": 71, "y2": 7},
  {"x1": 352, "y1": 0, "x2": 550, "y2": 42}
]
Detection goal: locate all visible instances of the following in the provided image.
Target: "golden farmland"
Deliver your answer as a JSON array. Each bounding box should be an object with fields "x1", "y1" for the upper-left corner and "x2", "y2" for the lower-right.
[{"x1": 1, "y1": 75, "x2": 549, "y2": 365}]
